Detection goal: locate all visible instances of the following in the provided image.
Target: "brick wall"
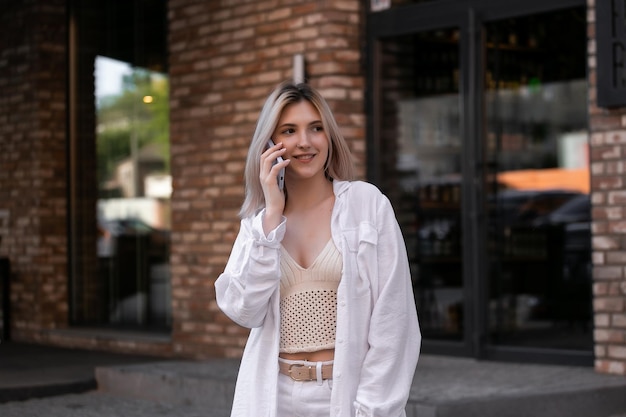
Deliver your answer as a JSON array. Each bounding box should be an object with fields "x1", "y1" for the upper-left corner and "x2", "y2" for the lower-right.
[
  {"x1": 587, "y1": 0, "x2": 626, "y2": 376},
  {"x1": 0, "y1": 1, "x2": 69, "y2": 339},
  {"x1": 168, "y1": 0, "x2": 365, "y2": 358},
  {"x1": 3, "y1": 0, "x2": 615, "y2": 371}
]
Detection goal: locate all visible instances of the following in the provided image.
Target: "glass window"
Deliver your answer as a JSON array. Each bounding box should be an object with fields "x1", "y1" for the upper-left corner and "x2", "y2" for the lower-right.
[
  {"x1": 376, "y1": 28, "x2": 464, "y2": 341},
  {"x1": 484, "y1": 7, "x2": 592, "y2": 351},
  {"x1": 70, "y1": 0, "x2": 170, "y2": 330},
  {"x1": 370, "y1": 2, "x2": 592, "y2": 364}
]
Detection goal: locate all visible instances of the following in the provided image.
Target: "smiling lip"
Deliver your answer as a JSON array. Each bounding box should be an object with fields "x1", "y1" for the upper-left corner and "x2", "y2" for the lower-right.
[{"x1": 293, "y1": 154, "x2": 316, "y2": 161}]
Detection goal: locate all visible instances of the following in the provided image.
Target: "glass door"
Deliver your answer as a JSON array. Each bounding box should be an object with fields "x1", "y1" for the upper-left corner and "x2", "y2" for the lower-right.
[
  {"x1": 70, "y1": 0, "x2": 172, "y2": 330},
  {"x1": 368, "y1": 0, "x2": 591, "y2": 364},
  {"x1": 484, "y1": 7, "x2": 593, "y2": 356},
  {"x1": 372, "y1": 27, "x2": 465, "y2": 344}
]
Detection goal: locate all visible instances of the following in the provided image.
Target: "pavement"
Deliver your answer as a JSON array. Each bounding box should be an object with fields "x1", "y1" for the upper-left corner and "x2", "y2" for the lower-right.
[{"x1": 0, "y1": 341, "x2": 625, "y2": 417}]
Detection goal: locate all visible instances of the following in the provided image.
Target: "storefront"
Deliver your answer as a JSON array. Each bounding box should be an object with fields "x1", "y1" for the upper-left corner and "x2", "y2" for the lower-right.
[
  {"x1": 0, "y1": 0, "x2": 625, "y2": 375},
  {"x1": 368, "y1": 0, "x2": 591, "y2": 365}
]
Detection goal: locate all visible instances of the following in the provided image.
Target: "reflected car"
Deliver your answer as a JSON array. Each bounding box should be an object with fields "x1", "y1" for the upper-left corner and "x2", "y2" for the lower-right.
[
  {"x1": 531, "y1": 194, "x2": 590, "y2": 227},
  {"x1": 530, "y1": 194, "x2": 591, "y2": 252},
  {"x1": 515, "y1": 190, "x2": 582, "y2": 223},
  {"x1": 98, "y1": 218, "x2": 170, "y2": 260},
  {"x1": 489, "y1": 190, "x2": 540, "y2": 225}
]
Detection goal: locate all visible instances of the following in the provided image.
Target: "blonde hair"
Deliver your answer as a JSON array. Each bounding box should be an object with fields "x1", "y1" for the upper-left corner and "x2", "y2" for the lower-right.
[{"x1": 239, "y1": 81, "x2": 355, "y2": 218}]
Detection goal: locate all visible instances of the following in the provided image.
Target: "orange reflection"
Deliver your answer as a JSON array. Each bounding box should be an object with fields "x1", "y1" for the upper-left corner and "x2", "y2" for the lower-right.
[{"x1": 497, "y1": 168, "x2": 589, "y2": 193}]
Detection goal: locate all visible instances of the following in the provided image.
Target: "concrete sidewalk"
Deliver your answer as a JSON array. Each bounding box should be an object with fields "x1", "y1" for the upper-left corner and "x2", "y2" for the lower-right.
[
  {"x1": 0, "y1": 341, "x2": 162, "y2": 402},
  {"x1": 1, "y1": 341, "x2": 626, "y2": 417},
  {"x1": 95, "y1": 355, "x2": 626, "y2": 417}
]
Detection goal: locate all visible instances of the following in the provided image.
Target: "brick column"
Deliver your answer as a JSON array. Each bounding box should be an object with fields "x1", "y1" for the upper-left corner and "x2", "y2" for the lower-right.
[
  {"x1": 0, "y1": 0, "x2": 69, "y2": 339},
  {"x1": 587, "y1": 0, "x2": 626, "y2": 376},
  {"x1": 168, "y1": 0, "x2": 365, "y2": 358}
]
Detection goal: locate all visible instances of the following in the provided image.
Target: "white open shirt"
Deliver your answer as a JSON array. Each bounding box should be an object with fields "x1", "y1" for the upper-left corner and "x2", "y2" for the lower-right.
[{"x1": 215, "y1": 180, "x2": 421, "y2": 417}]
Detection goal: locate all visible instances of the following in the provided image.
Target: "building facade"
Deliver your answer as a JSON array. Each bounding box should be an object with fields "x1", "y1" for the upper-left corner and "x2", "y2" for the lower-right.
[{"x1": 0, "y1": 0, "x2": 625, "y2": 375}]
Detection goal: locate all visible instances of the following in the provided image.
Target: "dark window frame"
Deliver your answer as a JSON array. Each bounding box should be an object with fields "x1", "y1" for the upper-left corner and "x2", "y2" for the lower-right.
[{"x1": 596, "y1": 0, "x2": 626, "y2": 107}]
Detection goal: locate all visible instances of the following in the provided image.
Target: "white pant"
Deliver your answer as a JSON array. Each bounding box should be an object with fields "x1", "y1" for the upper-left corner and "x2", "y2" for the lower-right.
[{"x1": 277, "y1": 359, "x2": 333, "y2": 417}]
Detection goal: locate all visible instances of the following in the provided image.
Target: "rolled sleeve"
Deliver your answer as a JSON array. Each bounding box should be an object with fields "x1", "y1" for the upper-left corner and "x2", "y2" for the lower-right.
[{"x1": 215, "y1": 209, "x2": 286, "y2": 328}]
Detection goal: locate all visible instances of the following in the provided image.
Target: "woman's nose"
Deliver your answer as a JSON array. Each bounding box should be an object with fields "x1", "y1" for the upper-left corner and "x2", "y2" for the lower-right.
[{"x1": 296, "y1": 131, "x2": 311, "y2": 148}]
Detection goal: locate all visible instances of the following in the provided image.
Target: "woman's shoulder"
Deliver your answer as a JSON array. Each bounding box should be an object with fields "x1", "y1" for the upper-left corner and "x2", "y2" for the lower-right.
[
  {"x1": 339, "y1": 180, "x2": 386, "y2": 200},
  {"x1": 336, "y1": 180, "x2": 390, "y2": 214}
]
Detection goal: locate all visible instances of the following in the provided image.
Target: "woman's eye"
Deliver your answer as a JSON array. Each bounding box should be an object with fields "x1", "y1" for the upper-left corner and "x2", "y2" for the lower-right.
[
  {"x1": 281, "y1": 128, "x2": 295, "y2": 135},
  {"x1": 312, "y1": 125, "x2": 323, "y2": 132}
]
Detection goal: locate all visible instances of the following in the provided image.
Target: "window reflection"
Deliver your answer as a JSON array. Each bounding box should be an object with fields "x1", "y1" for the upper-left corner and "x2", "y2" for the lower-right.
[
  {"x1": 378, "y1": 29, "x2": 464, "y2": 340},
  {"x1": 374, "y1": 7, "x2": 591, "y2": 353},
  {"x1": 485, "y1": 8, "x2": 592, "y2": 351},
  {"x1": 71, "y1": 0, "x2": 170, "y2": 330},
  {"x1": 96, "y1": 57, "x2": 171, "y2": 327}
]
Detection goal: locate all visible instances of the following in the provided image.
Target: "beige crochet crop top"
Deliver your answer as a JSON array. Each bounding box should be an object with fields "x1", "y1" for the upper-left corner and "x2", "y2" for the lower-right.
[{"x1": 279, "y1": 239, "x2": 342, "y2": 354}]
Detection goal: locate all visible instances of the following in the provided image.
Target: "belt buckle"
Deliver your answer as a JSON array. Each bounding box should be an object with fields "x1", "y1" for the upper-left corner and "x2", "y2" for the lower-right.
[{"x1": 288, "y1": 364, "x2": 314, "y2": 381}]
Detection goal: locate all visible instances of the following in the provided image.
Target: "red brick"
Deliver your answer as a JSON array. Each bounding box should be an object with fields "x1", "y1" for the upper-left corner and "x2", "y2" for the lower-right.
[
  {"x1": 594, "y1": 297, "x2": 625, "y2": 313},
  {"x1": 167, "y1": 0, "x2": 366, "y2": 359}
]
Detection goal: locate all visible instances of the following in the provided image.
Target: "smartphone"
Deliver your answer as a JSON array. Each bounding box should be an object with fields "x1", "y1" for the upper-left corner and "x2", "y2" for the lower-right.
[{"x1": 267, "y1": 139, "x2": 285, "y2": 190}]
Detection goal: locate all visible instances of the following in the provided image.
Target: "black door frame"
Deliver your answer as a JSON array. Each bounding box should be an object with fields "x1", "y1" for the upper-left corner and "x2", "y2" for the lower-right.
[{"x1": 366, "y1": 0, "x2": 591, "y2": 366}]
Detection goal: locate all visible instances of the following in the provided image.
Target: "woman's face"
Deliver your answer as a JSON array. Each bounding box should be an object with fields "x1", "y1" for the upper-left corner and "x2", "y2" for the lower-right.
[{"x1": 273, "y1": 100, "x2": 329, "y2": 184}]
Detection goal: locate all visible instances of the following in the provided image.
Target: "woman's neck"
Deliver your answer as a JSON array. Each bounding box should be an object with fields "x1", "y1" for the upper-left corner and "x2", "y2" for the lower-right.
[{"x1": 284, "y1": 176, "x2": 334, "y2": 213}]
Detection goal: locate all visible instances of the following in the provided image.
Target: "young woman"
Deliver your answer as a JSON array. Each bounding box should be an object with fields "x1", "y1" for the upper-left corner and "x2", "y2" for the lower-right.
[{"x1": 215, "y1": 81, "x2": 421, "y2": 417}]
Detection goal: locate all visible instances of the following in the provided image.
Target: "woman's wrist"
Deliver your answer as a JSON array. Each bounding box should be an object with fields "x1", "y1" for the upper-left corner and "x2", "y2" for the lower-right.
[{"x1": 262, "y1": 207, "x2": 283, "y2": 236}]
